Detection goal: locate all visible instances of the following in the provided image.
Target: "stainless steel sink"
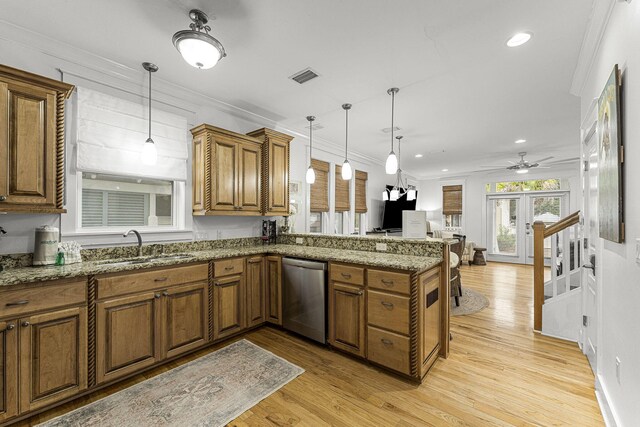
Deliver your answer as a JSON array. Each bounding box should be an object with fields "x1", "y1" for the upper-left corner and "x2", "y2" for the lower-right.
[
  {"x1": 148, "y1": 254, "x2": 195, "y2": 262},
  {"x1": 96, "y1": 258, "x2": 152, "y2": 267}
]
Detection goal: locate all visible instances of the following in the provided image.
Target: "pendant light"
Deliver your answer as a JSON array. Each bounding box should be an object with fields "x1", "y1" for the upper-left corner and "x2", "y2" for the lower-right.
[
  {"x1": 172, "y1": 9, "x2": 226, "y2": 70},
  {"x1": 341, "y1": 103, "x2": 353, "y2": 180},
  {"x1": 385, "y1": 87, "x2": 399, "y2": 175},
  {"x1": 142, "y1": 62, "x2": 158, "y2": 166},
  {"x1": 306, "y1": 116, "x2": 316, "y2": 184}
]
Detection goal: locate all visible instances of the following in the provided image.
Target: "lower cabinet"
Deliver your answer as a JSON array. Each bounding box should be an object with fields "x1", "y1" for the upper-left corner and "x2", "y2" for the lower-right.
[
  {"x1": 163, "y1": 282, "x2": 209, "y2": 359},
  {"x1": 0, "y1": 320, "x2": 18, "y2": 422},
  {"x1": 246, "y1": 256, "x2": 265, "y2": 327},
  {"x1": 328, "y1": 281, "x2": 366, "y2": 358},
  {"x1": 213, "y1": 274, "x2": 246, "y2": 340},
  {"x1": 265, "y1": 256, "x2": 282, "y2": 325}
]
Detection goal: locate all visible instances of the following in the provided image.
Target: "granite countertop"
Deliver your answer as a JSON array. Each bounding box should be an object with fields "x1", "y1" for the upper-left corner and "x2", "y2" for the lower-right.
[{"x1": 0, "y1": 244, "x2": 442, "y2": 288}]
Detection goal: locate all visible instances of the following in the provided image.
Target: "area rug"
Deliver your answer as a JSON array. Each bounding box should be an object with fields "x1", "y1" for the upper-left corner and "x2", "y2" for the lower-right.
[
  {"x1": 38, "y1": 340, "x2": 304, "y2": 427},
  {"x1": 451, "y1": 288, "x2": 490, "y2": 316}
]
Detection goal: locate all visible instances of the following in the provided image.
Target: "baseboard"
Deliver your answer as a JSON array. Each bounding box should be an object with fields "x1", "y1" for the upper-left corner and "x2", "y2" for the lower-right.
[
  {"x1": 595, "y1": 375, "x2": 620, "y2": 427},
  {"x1": 540, "y1": 331, "x2": 578, "y2": 343}
]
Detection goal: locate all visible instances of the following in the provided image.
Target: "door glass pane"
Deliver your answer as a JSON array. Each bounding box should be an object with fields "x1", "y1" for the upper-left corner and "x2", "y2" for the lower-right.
[
  {"x1": 491, "y1": 198, "x2": 518, "y2": 256},
  {"x1": 531, "y1": 196, "x2": 561, "y2": 259}
]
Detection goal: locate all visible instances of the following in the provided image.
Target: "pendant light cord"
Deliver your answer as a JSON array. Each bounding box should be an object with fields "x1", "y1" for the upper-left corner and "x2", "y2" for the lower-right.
[
  {"x1": 345, "y1": 108, "x2": 348, "y2": 159},
  {"x1": 309, "y1": 119, "x2": 313, "y2": 157},
  {"x1": 148, "y1": 69, "x2": 152, "y2": 139},
  {"x1": 390, "y1": 90, "x2": 395, "y2": 152}
]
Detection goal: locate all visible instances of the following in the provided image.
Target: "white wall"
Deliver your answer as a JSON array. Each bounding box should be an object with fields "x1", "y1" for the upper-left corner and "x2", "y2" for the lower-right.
[
  {"x1": 0, "y1": 25, "x2": 393, "y2": 253},
  {"x1": 578, "y1": 2, "x2": 640, "y2": 424}
]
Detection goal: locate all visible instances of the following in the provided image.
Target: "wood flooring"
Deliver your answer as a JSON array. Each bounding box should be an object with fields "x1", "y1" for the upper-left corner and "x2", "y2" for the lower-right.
[{"x1": 22, "y1": 262, "x2": 603, "y2": 427}]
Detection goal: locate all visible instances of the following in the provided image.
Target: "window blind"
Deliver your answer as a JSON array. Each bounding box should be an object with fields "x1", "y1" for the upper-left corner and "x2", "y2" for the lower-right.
[
  {"x1": 81, "y1": 189, "x2": 149, "y2": 227},
  {"x1": 334, "y1": 165, "x2": 350, "y2": 212},
  {"x1": 443, "y1": 185, "x2": 463, "y2": 215},
  {"x1": 310, "y1": 159, "x2": 329, "y2": 212},
  {"x1": 75, "y1": 87, "x2": 188, "y2": 181},
  {"x1": 355, "y1": 170, "x2": 368, "y2": 213}
]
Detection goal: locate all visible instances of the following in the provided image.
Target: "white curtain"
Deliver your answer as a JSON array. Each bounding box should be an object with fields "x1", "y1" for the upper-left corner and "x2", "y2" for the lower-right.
[{"x1": 75, "y1": 87, "x2": 188, "y2": 181}]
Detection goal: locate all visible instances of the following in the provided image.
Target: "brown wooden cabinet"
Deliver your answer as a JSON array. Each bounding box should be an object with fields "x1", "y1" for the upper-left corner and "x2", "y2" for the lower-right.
[
  {"x1": 246, "y1": 256, "x2": 265, "y2": 327},
  {"x1": 191, "y1": 124, "x2": 263, "y2": 216},
  {"x1": 246, "y1": 128, "x2": 294, "y2": 216},
  {"x1": 19, "y1": 307, "x2": 88, "y2": 412},
  {"x1": 0, "y1": 320, "x2": 18, "y2": 422},
  {"x1": 328, "y1": 277, "x2": 366, "y2": 358},
  {"x1": 0, "y1": 65, "x2": 73, "y2": 213},
  {"x1": 265, "y1": 255, "x2": 282, "y2": 325},
  {"x1": 163, "y1": 282, "x2": 209, "y2": 359},
  {"x1": 212, "y1": 274, "x2": 246, "y2": 340},
  {"x1": 418, "y1": 268, "x2": 441, "y2": 377}
]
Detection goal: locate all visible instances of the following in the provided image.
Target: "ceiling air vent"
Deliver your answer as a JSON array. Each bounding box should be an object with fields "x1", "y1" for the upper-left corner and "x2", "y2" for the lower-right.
[
  {"x1": 381, "y1": 126, "x2": 401, "y2": 133},
  {"x1": 289, "y1": 68, "x2": 320, "y2": 84}
]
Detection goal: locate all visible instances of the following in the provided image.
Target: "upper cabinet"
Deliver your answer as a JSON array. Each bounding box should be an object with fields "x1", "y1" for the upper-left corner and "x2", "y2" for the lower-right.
[
  {"x1": 191, "y1": 124, "x2": 264, "y2": 216},
  {"x1": 0, "y1": 65, "x2": 74, "y2": 213},
  {"x1": 246, "y1": 128, "x2": 294, "y2": 216},
  {"x1": 191, "y1": 124, "x2": 293, "y2": 216}
]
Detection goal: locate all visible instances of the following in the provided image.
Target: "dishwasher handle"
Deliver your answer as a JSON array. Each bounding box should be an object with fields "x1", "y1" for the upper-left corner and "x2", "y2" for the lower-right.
[{"x1": 282, "y1": 257, "x2": 327, "y2": 271}]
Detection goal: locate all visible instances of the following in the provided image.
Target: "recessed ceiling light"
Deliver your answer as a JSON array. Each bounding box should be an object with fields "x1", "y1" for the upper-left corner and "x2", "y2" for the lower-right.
[
  {"x1": 442, "y1": 168, "x2": 449, "y2": 172},
  {"x1": 415, "y1": 154, "x2": 423, "y2": 158},
  {"x1": 516, "y1": 169, "x2": 529, "y2": 174},
  {"x1": 515, "y1": 139, "x2": 526, "y2": 144},
  {"x1": 506, "y1": 32, "x2": 532, "y2": 47}
]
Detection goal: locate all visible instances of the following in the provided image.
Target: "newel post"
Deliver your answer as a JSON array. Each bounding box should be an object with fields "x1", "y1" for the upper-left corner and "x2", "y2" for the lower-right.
[{"x1": 533, "y1": 221, "x2": 546, "y2": 332}]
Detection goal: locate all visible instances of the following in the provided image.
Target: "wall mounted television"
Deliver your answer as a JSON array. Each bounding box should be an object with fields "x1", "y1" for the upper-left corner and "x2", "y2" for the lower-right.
[{"x1": 381, "y1": 185, "x2": 417, "y2": 231}]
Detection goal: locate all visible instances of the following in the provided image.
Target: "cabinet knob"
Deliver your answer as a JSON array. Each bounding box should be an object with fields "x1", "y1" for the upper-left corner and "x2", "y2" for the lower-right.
[
  {"x1": 162, "y1": 291, "x2": 169, "y2": 297},
  {"x1": 154, "y1": 293, "x2": 161, "y2": 299},
  {"x1": 0, "y1": 195, "x2": 6, "y2": 202},
  {"x1": 21, "y1": 321, "x2": 30, "y2": 327},
  {"x1": 4, "y1": 323, "x2": 15, "y2": 331}
]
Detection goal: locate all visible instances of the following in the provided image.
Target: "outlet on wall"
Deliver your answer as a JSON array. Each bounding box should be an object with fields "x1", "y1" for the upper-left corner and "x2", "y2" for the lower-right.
[
  {"x1": 376, "y1": 242, "x2": 388, "y2": 252},
  {"x1": 616, "y1": 357, "x2": 622, "y2": 384},
  {"x1": 295, "y1": 237, "x2": 303, "y2": 244}
]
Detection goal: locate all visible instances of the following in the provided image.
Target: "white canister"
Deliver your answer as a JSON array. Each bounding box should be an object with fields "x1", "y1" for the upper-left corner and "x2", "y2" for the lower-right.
[{"x1": 33, "y1": 226, "x2": 59, "y2": 266}]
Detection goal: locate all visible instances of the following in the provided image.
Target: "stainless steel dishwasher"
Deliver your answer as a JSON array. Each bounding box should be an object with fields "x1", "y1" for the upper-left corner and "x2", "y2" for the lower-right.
[{"x1": 282, "y1": 257, "x2": 327, "y2": 344}]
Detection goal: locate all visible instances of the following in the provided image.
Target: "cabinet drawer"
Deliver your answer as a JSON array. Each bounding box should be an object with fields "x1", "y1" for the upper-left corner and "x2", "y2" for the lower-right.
[
  {"x1": 0, "y1": 279, "x2": 87, "y2": 318},
  {"x1": 96, "y1": 263, "x2": 208, "y2": 299},
  {"x1": 367, "y1": 326, "x2": 410, "y2": 375},
  {"x1": 367, "y1": 270, "x2": 410, "y2": 295},
  {"x1": 367, "y1": 290, "x2": 410, "y2": 335},
  {"x1": 214, "y1": 258, "x2": 245, "y2": 277},
  {"x1": 330, "y1": 264, "x2": 364, "y2": 286}
]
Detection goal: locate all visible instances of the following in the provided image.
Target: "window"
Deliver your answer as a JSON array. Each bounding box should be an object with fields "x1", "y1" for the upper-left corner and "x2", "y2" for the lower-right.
[
  {"x1": 80, "y1": 172, "x2": 174, "y2": 229},
  {"x1": 309, "y1": 212, "x2": 323, "y2": 233},
  {"x1": 354, "y1": 213, "x2": 363, "y2": 234},
  {"x1": 309, "y1": 159, "x2": 329, "y2": 233},
  {"x1": 444, "y1": 214, "x2": 461, "y2": 228},
  {"x1": 334, "y1": 212, "x2": 344, "y2": 234},
  {"x1": 487, "y1": 179, "x2": 561, "y2": 193}
]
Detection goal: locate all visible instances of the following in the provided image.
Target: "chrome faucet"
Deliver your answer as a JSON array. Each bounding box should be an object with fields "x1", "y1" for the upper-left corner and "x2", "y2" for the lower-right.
[
  {"x1": 0, "y1": 226, "x2": 6, "y2": 235},
  {"x1": 123, "y1": 229, "x2": 143, "y2": 257}
]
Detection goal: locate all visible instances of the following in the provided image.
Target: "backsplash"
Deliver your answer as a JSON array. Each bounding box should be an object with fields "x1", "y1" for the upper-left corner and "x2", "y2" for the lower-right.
[{"x1": 278, "y1": 233, "x2": 444, "y2": 258}]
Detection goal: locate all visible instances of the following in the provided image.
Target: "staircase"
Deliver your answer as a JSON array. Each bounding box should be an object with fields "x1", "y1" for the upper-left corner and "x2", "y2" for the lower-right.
[{"x1": 533, "y1": 211, "x2": 582, "y2": 341}]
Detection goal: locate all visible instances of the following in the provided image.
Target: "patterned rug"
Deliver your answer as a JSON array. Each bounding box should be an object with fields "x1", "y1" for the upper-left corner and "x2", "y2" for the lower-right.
[
  {"x1": 451, "y1": 288, "x2": 490, "y2": 316},
  {"x1": 38, "y1": 340, "x2": 304, "y2": 427}
]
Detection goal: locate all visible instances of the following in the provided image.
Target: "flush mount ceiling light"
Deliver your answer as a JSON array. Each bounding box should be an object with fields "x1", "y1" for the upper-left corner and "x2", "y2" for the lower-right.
[
  {"x1": 306, "y1": 115, "x2": 316, "y2": 184},
  {"x1": 506, "y1": 32, "x2": 532, "y2": 47},
  {"x1": 415, "y1": 154, "x2": 423, "y2": 158},
  {"x1": 385, "y1": 88, "x2": 400, "y2": 175},
  {"x1": 341, "y1": 103, "x2": 353, "y2": 180},
  {"x1": 173, "y1": 9, "x2": 226, "y2": 69},
  {"x1": 515, "y1": 139, "x2": 527, "y2": 144},
  {"x1": 141, "y1": 62, "x2": 158, "y2": 166}
]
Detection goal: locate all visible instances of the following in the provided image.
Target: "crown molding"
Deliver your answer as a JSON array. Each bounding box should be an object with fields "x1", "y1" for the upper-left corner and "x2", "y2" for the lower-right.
[{"x1": 570, "y1": 0, "x2": 617, "y2": 96}]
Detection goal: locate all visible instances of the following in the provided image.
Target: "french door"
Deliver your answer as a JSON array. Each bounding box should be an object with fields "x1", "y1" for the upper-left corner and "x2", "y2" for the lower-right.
[{"x1": 487, "y1": 192, "x2": 568, "y2": 264}]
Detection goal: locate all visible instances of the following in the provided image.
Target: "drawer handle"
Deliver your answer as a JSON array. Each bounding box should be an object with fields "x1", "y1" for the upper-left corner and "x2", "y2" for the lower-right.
[
  {"x1": 154, "y1": 277, "x2": 168, "y2": 282},
  {"x1": 380, "y1": 338, "x2": 393, "y2": 346},
  {"x1": 2, "y1": 323, "x2": 15, "y2": 332},
  {"x1": 224, "y1": 266, "x2": 235, "y2": 271},
  {"x1": 380, "y1": 301, "x2": 394, "y2": 309},
  {"x1": 381, "y1": 279, "x2": 394, "y2": 286},
  {"x1": 341, "y1": 272, "x2": 352, "y2": 279},
  {"x1": 6, "y1": 300, "x2": 29, "y2": 307},
  {"x1": 21, "y1": 321, "x2": 30, "y2": 327},
  {"x1": 342, "y1": 289, "x2": 363, "y2": 296},
  {"x1": 0, "y1": 195, "x2": 6, "y2": 202}
]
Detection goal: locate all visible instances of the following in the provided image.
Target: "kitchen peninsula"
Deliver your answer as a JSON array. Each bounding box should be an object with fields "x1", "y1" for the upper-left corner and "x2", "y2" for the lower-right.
[{"x1": 0, "y1": 233, "x2": 448, "y2": 425}]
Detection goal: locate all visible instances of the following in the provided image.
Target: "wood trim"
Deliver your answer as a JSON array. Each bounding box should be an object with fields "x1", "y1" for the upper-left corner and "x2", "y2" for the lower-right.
[
  {"x1": 409, "y1": 272, "x2": 419, "y2": 377},
  {"x1": 191, "y1": 124, "x2": 264, "y2": 146},
  {"x1": 87, "y1": 276, "x2": 97, "y2": 388},
  {"x1": 208, "y1": 261, "x2": 214, "y2": 341},
  {"x1": 0, "y1": 319, "x2": 18, "y2": 422},
  {"x1": 0, "y1": 65, "x2": 74, "y2": 97},
  {"x1": 533, "y1": 221, "x2": 546, "y2": 332},
  {"x1": 543, "y1": 211, "x2": 580, "y2": 237},
  {"x1": 55, "y1": 91, "x2": 65, "y2": 210}
]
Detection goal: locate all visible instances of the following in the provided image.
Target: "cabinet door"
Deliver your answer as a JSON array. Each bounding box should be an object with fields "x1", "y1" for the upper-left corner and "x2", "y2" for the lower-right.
[
  {"x1": 246, "y1": 256, "x2": 265, "y2": 327},
  {"x1": 96, "y1": 292, "x2": 162, "y2": 385},
  {"x1": 420, "y1": 270, "x2": 441, "y2": 375},
  {"x1": 163, "y1": 282, "x2": 210, "y2": 359},
  {"x1": 0, "y1": 80, "x2": 57, "y2": 208},
  {"x1": 19, "y1": 307, "x2": 87, "y2": 412},
  {"x1": 265, "y1": 256, "x2": 282, "y2": 325},
  {"x1": 211, "y1": 138, "x2": 237, "y2": 211},
  {"x1": 213, "y1": 274, "x2": 246, "y2": 340},
  {"x1": 266, "y1": 139, "x2": 289, "y2": 215},
  {"x1": 238, "y1": 142, "x2": 262, "y2": 213},
  {"x1": 329, "y1": 282, "x2": 366, "y2": 357},
  {"x1": 192, "y1": 133, "x2": 207, "y2": 213},
  {"x1": 0, "y1": 320, "x2": 18, "y2": 422}
]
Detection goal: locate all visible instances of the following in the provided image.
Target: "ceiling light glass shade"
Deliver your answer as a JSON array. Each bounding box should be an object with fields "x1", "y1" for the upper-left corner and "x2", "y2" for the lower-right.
[
  {"x1": 173, "y1": 32, "x2": 226, "y2": 69},
  {"x1": 390, "y1": 188, "x2": 400, "y2": 201},
  {"x1": 382, "y1": 190, "x2": 389, "y2": 201},
  {"x1": 385, "y1": 151, "x2": 398, "y2": 174},
  {"x1": 341, "y1": 160, "x2": 352, "y2": 180},
  {"x1": 406, "y1": 188, "x2": 416, "y2": 201},
  {"x1": 516, "y1": 169, "x2": 529, "y2": 174},
  {"x1": 506, "y1": 32, "x2": 532, "y2": 47},
  {"x1": 306, "y1": 166, "x2": 316, "y2": 184},
  {"x1": 142, "y1": 138, "x2": 157, "y2": 165}
]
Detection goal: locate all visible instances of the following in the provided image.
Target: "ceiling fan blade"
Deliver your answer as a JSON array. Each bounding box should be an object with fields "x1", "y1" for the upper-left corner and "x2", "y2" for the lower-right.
[
  {"x1": 471, "y1": 167, "x2": 505, "y2": 173},
  {"x1": 478, "y1": 165, "x2": 507, "y2": 169},
  {"x1": 533, "y1": 156, "x2": 554, "y2": 163},
  {"x1": 507, "y1": 160, "x2": 517, "y2": 165}
]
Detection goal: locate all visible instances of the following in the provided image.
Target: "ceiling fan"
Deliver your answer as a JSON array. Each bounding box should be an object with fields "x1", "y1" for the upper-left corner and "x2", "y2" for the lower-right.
[{"x1": 476, "y1": 152, "x2": 577, "y2": 174}]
